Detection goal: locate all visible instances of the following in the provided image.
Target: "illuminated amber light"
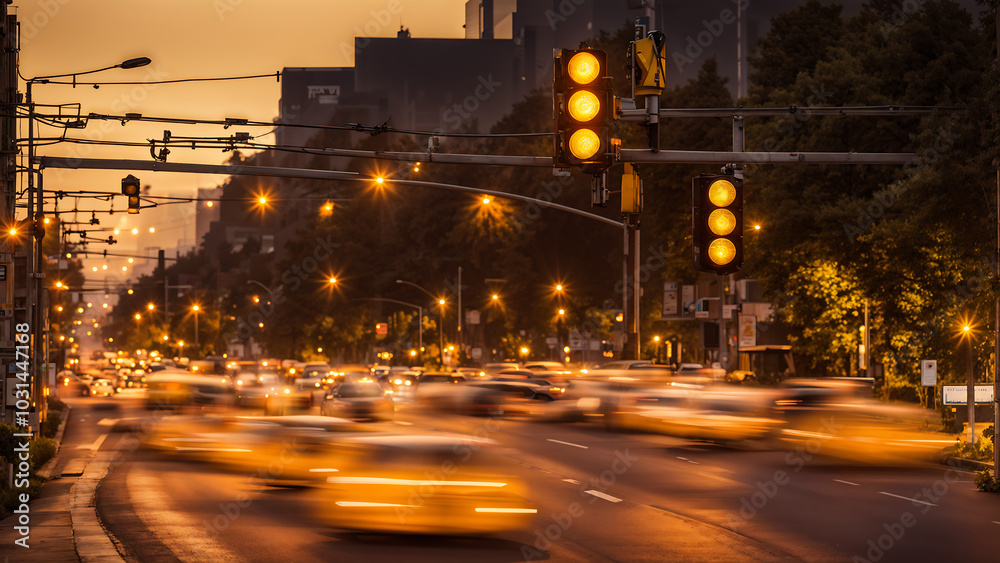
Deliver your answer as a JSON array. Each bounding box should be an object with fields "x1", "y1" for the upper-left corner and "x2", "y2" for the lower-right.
[
  {"x1": 708, "y1": 239, "x2": 737, "y2": 266},
  {"x1": 708, "y1": 209, "x2": 737, "y2": 236},
  {"x1": 568, "y1": 90, "x2": 600, "y2": 122},
  {"x1": 567, "y1": 52, "x2": 600, "y2": 85},
  {"x1": 708, "y1": 179, "x2": 736, "y2": 207},
  {"x1": 568, "y1": 129, "x2": 601, "y2": 160}
]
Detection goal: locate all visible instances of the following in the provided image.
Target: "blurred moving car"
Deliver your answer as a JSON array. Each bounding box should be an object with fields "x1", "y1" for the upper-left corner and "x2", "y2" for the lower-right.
[
  {"x1": 383, "y1": 370, "x2": 419, "y2": 401},
  {"x1": 234, "y1": 371, "x2": 282, "y2": 408},
  {"x1": 605, "y1": 386, "x2": 783, "y2": 442},
  {"x1": 146, "y1": 370, "x2": 234, "y2": 409},
  {"x1": 483, "y1": 362, "x2": 521, "y2": 375},
  {"x1": 523, "y1": 361, "x2": 571, "y2": 374},
  {"x1": 321, "y1": 381, "x2": 394, "y2": 421},
  {"x1": 89, "y1": 378, "x2": 116, "y2": 397},
  {"x1": 59, "y1": 371, "x2": 91, "y2": 397},
  {"x1": 315, "y1": 435, "x2": 536, "y2": 535},
  {"x1": 774, "y1": 378, "x2": 951, "y2": 464},
  {"x1": 143, "y1": 414, "x2": 374, "y2": 486}
]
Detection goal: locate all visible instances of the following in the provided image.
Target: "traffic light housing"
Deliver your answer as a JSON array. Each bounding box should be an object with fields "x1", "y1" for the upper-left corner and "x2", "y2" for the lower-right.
[
  {"x1": 553, "y1": 48, "x2": 617, "y2": 174},
  {"x1": 632, "y1": 33, "x2": 666, "y2": 96},
  {"x1": 692, "y1": 174, "x2": 743, "y2": 275},
  {"x1": 122, "y1": 174, "x2": 141, "y2": 214}
]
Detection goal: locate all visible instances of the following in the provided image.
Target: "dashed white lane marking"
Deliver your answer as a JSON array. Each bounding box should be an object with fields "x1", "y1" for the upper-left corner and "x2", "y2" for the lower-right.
[
  {"x1": 394, "y1": 421, "x2": 413, "y2": 426},
  {"x1": 97, "y1": 418, "x2": 120, "y2": 426},
  {"x1": 879, "y1": 491, "x2": 937, "y2": 507},
  {"x1": 993, "y1": 521, "x2": 1000, "y2": 525},
  {"x1": 129, "y1": 467, "x2": 239, "y2": 562},
  {"x1": 584, "y1": 490, "x2": 622, "y2": 503},
  {"x1": 547, "y1": 439, "x2": 588, "y2": 449},
  {"x1": 676, "y1": 456, "x2": 700, "y2": 465},
  {"x1": 77, "y1": 434, "x2": 108, "y2": 451},
  {"x1": 834, "y1": 479, "x2": 860, "y2": 486},
  {"x1": 563, "y1": 479, "x2": 581, "y2": 485}
]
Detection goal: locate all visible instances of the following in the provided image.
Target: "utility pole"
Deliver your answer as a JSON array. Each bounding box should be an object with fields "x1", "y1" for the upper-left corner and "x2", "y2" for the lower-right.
[
  {"x1": 993, "y1": 6, "x2": 999, "y2": 481},
  {"x1": 0, "y1": 6, "x2": 15, "y2": 424},
  {"x1": 622, "y1": 215, "x2": 640, "y2": 360}
]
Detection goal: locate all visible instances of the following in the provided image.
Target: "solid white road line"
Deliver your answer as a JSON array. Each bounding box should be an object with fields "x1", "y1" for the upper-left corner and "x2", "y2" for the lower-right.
[
  {"x1": 878, "y1": 491, "x2": 937, "y2": 507},
  {"x1": 546, "y1": 438, "x2": 588, "y2": 449},
  {"x1": 97, "y1": 418, "x2": 120, "y2": 426},
  {"x1": 562, "y1": 479, "x2": 581, "y2": 485},
  {"x1": 834, "y1": 479, "x2": 860, "y2": 486},
  {"x1": 584, "y1": 490, "x2": 622, "y2": 503}
]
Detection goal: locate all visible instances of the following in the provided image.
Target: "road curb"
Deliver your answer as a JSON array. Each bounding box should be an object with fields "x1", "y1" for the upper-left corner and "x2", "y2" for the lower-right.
[
  {"x1": 71, "y1": 452, "x2": 125, "y2": 563},
  {"x1": 946, "y1": 456, "x2": 995, "y2": 471},
  {"x1": 37, "y1": 403, "x2": 72, "y2": 480}
]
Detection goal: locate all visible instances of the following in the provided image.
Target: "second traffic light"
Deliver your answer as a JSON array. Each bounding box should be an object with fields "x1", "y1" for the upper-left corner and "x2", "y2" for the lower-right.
[
  {"x1": 692, "y1": 174, "x2": 743, "y2": 275},
  {"x1": 553, "y1": 48, "x2": 617, "y2": 174},
  {"x1": 122, "y1": 174, "x2": 141, "y2": 214}
]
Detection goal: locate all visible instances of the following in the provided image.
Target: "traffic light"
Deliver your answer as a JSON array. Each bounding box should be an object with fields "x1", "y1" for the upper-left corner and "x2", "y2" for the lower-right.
[
  {"x1": 632, "y1": 33, "x2": 666, "y2": 96},
  {"x1": 553, "y1": 48, "x2": 617, "y2": 174},
  {"x1": 692, "y1": 174, "x2": 743, "y2": 275},
  {"x1": 122, "y1": 174, "x2": 141, "y2": 214}
]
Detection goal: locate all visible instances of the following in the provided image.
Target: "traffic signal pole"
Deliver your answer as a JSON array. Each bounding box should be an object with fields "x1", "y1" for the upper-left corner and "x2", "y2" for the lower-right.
[{"x1": 622, "y1": 214, "x2": 640, "y2": 360}]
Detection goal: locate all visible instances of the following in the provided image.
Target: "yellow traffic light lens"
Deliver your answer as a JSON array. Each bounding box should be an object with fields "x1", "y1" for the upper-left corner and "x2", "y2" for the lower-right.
[
  {"x1": 708, "y1": 179, "x2": 736, "y2": 207},
  {"x1": 707, "y1": 209, "x2": 737, "y2": 236},
  {"x1": 708, "y1": 238, "x2": 737, "y2": 266},
  {"x1": 568, "y1": 129, "x2": 601, "y2": 160},
  {"x1": 567, "y1": 52, "x2": 600, "y2": 85},
  {"x1": 568, "y1": 90, "x2": 600, "y2": 122}
]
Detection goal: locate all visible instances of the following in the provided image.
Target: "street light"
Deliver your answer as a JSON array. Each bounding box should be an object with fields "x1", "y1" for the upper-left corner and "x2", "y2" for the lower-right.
[
  {"x1": 192, "y1": 304, "x2": 200, "y2": 356},
  {"x1": 959, "y1": 320, "x2": 977, "y2": 445},
  {"x1": 397, "y1": 279, "x2": 446, "y2": 366}
]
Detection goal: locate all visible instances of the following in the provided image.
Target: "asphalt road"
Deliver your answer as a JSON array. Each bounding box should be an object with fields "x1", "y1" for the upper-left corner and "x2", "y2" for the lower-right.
[{"x1": 58, "y1": 393, "x2": 1000, "y2": 562}]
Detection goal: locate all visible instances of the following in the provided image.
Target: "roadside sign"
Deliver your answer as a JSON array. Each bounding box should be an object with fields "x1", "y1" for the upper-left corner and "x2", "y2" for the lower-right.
[
  {"x1": 662, "y1": 282, "x2": 678, "y2": 317},
  {"x1": 942, "y1": 385, "x2": 994, "y2": 405},
  {"x1": 738, "y1": 315, "x2": 756, "y2": 347},
  {"x1": 920, "y1": 360, "x2": 937, "y2": 386}
]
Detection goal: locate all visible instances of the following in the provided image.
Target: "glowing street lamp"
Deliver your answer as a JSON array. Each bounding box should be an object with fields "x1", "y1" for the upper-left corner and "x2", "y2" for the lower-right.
[
  {"x1": 191, "y1": 304, "x2": 201, "y2": 354},
  {"x1": 958, "y1": 318, "x2": 977, "y2": 445}
]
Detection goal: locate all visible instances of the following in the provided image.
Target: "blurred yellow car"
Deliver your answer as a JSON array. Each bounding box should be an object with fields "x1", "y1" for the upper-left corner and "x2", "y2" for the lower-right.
[{"x1": 315, "y1": 435, "x2": 536, "y2": 535}]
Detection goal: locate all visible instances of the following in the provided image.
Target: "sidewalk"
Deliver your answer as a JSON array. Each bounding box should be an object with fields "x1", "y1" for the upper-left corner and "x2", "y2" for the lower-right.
[{"x1": 0, "y1": 405, "x2": 124, "y2": 562}]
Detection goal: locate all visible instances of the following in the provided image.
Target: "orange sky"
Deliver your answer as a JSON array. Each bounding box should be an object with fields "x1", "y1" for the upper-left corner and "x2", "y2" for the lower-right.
[{"x1": 15, "y1": 0, "x2": 467, "y2": 284}]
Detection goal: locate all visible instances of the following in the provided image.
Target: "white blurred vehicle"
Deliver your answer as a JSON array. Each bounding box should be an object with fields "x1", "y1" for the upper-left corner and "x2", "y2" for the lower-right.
[{"x1": 90, "y1": 378, "x2": 116, "y2": 397}]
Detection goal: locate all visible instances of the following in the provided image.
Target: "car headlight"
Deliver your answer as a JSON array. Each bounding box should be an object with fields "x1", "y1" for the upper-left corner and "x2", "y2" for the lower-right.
[
  {"x1": 404, "y1": 380, "x2": 411, "y2": 386},
  {"x1": 284, "y1": 388, "x2": 291, "y2": 394},
  {"x1": 394, "y1": 378, "x2": 402, "y2": 385}
]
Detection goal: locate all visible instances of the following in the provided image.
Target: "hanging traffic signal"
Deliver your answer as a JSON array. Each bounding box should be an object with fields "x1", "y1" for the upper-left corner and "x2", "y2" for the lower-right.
[
  {"x1": 692, "y1": 174, "x2": 743, "y2": 275},
  {"x1": 122, "y1": 174, "x2": 141, "y2": 214},
  {"x1": 553, "y1": 48, "x2": 617, "y2": 174}
]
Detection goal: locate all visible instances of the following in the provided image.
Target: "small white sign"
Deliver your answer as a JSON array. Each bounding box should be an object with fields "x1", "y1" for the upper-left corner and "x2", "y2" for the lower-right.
[
  {"x1": 920, "y1": 359, "x2": 937, "y2": 386},
  {"x1": 942, "y1": 385, "x2": 994, "y2": 405},
  {"x1": 662, "y1": 282, "x2": 679, "y2": 317},
  {"x1": 738, "y1": 315, "x2": 757, "y2": 347}
]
